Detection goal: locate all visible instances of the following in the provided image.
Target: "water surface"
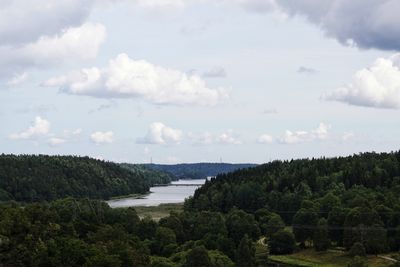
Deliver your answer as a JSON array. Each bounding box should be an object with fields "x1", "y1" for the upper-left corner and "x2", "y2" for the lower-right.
[{"x1": 107, "y1": 179, "x2": 206, "y2": 208}]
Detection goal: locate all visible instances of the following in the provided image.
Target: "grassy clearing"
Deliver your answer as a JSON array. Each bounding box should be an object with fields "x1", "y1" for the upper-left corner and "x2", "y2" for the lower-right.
[
  {"x1": 269, "y1": 249, "x2": 392, "y2": 267},
  {"x1": 134, "y1": 203, "x2": 183, "y2": 221}
]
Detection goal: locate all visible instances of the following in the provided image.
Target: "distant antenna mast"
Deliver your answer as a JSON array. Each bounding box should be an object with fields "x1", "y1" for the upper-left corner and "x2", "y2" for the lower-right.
[
  {"x1": 220, "y1": 157, "x2": 222, "y2": 163},
  {"x1": 150, "y1": 157, "x2": 153, "y2": 164}
]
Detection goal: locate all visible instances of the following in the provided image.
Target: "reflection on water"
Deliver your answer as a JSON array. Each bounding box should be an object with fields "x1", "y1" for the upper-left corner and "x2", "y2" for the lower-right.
[{"x1": 107, "y1": 179, "x2": 206, "y2": 208}]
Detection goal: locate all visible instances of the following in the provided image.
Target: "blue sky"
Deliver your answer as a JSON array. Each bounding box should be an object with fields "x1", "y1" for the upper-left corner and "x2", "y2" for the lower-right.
[{"x1": 1, "y1": 0, "x2": 399, "y2": 163}]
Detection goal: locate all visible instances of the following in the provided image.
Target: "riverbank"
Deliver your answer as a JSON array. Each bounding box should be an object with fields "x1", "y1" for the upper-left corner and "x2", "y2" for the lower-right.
[
  {"x1": 269, "y1": 249, "x2": 393, "y2": 267},
  {"x1": 109, "y1": 192, "x2": 150, "y2": 200},
  {"x1": 134, "y1": 203, "x2": 183, "y2": 221}
]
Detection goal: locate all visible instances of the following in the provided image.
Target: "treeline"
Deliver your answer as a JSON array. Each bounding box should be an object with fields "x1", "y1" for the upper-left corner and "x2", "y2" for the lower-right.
[
  {"x1": 0, "y1": 199, "x2": 267, "y2": 267},
  {"x1": 186, "y1": 151, "x2": 400, "y2": 256},
  {"x1": 0, "y1": 155, "x2": 170, "y2": 202},
  {"x1": 120, "y1": 163, "x2": 177, "y2": 185},
  {"x1": 144, "y1": 163, "x2": 257, "y2": 180}
]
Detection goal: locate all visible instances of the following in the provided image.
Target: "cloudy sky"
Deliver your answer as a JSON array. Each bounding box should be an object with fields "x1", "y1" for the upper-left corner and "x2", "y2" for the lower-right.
[{"x1": 1, "y1": 0, "x2": 400, "y2": 164}]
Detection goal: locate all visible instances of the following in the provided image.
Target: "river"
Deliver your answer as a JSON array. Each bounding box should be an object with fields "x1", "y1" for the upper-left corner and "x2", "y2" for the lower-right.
[{"x1": 107, "y1": 179, "x2": 206, "y2": 208}]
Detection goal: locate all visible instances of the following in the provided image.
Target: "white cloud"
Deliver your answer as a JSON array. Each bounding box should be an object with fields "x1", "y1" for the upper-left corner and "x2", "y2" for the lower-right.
[
  {"x1": 278, "y1": 123, "x2": 331, "y2": 144},
  {"x1": 0, "y1": 23, "x2": 106, "y2": 77},
  {"x1": 137, "y1": 122, "x2": 183, "y2": 145},
  {"x1": 135, "y1": 0, "x2": 185, "y2": 9},
  {"x1": 257, "y1": 134, "x2": 273, "y2": 144},
  {"x1": 191, "y1": 130, "x2": 242, "y2": 145},
  {"x1": 90, "y1": 131, "x2": 114, "y2": 144},
  {"x1": 0, "y1": 0, "x2": 99, "y2": 46},
  {"x1": 21, "y1": 22, "x2": 106, "y2": 64},
  {"x1": 217, "y1": 131, "x2": 242, "y2": 145},
  {"x1": 342, "y1": 132, "x2": 355, "y2": 141},
  {"x1": 6, "y1": 72, "x2": 28, "y2": 87},
  {"x1": 9, "y1": 116, "x2": 50, "y2": 140},
  {"x1": 72, "y1": 128, "x2": 83, "y2": 135},
  {"x1": 236, "y1": 0, "x2": 400, "y2": 51},
  {"x1": 42, "y1": 53, "x2": 229, "y2": 106},
  {"x1": 48, "y1": 137, "x2": 67, "y2": 146},
  {"x1": 326, "y1": 54, "x2": 400, "y2": 109}
]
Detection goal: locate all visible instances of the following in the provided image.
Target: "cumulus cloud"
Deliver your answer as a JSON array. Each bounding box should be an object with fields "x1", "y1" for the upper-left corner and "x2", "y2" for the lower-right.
[
  {"x1": 278, "y1": 123, "x2": 331, "y2": 144},
  {"x1": 325, "y1": 54, "x2": 400, "y2": 109},
  {"x1": 217, "y1": 131, "x2": 242, "y2": 145},
  {"x1": 90, "y1": 131, "x2": 114, "y2": 144},
  {"x1": 9, "y1": 116, "x2": 50, "y2": 140},
  {"x1": 257, "y1": 134, "x2": 273, "y2": 144},
  {"x1": 137, "y1": 122, "x2": 183, "y2": 145},
  {"x1": 0, "y1": 0, "x2": 99, "y2": 46},
  {"x1": 42, "y1": 53, "x2": 229, "y2": 106},
  {"x1": 237, "y1": 0, "x2": 400, "y2": 51},
  {"x1": 0, "y1": 23, "x2": 106, "y2": 77}
]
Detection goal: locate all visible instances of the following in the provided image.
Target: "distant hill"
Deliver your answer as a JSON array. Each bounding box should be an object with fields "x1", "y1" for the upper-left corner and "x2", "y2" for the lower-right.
[
  {"x1": 0, "y1": 154, "x2": 171, "y2": 202},
  {"x1": 143, "y1": 163, "x2": 258, "y2": 180}
]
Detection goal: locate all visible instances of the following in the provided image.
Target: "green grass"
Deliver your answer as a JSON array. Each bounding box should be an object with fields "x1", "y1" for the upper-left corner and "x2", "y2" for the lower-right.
[
  {"x1": 269, "y1": 249, "x2": 392, "y2": 267},
  {"x1": 134, "y1": 203, "x2": 183, "y2": 221}
]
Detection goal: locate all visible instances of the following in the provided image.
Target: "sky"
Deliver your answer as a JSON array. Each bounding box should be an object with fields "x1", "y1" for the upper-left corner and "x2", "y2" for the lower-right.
[{"x1": 1, "y1": 0, "x2": 400, "y2": 164}]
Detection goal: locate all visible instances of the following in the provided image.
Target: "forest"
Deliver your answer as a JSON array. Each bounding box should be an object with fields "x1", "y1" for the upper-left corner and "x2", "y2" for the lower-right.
[
  {"x1": 0, "y1": 155, "x2": 173, "y2": 202},
  {"x1": 1, "y1": 152, "x2": 400, "y2": 266},
  {"x1": 143, "y1": 163, "x2": 257, "y2": 180},
  {"x1": 185, "y1": 151, "x2": 400, "y2": 264}
]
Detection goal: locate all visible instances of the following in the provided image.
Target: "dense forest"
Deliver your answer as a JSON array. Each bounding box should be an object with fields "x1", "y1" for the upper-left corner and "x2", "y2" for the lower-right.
[
  {"x1": 143, "y1": 163, "x2": 257, "y2": 180},
  {"x1": 120, "y1": 163, "x2": 177, "y2": 185},
  {"x1": 0, "y1": 155, "x2": 172, "y2": 202},
  {"x1": 186, "y1": 151, "x2": 400, "y2": 258},
  {"x1": 1, "y1": 152, "x2": 400, "y2": 266}
]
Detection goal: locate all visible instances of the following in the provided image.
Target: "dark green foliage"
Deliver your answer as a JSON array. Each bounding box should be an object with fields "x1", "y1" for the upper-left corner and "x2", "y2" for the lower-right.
[
  {"x1": 144, "y1": 163, "x2": 257, "y2": 180},
  {"x1": 0, "y1": 199, "x2": 151, "y2": 267},
  {"x1": 268, "y1": 230, "x2": 296, "y2": 255},
  {"x1": 265, "y1": 213, "x2": 285, "y2": 237},
  {"x1": 347, "y1": 256, "x2": 368, "y2": 267},
  {"x1": 208, "y1": 250, "x2": 234, "y2": 267},
  {"x1": 150, "y1": 256, "x2": 178, "y2": 267},
  {"x1": 292, "y1": 208, "x2": 318, "y2": 246},
  {"x1": 235, "y1": 235, "x2": 256, "y2": 267},
  {"x1": 120, "y1": 163, "x2": 177, "y2": 185},
  {"x1": 0, "y1": 154, "x2": 174, "y2": 202},
  {"x1": 184, "y1": 246, "x2": 211, "y2": 267},
  {"x1": 313, "y1": 218, "x2": 330, "y2": 251},
  {"x1": 187, "y1": 151, "x2": 400, "y2": 255},
  {"x1": 225, "y1": 208, "x2": 260, "y2": 245},
  {"x1": 349, "y1": 242, "x2": 366, "y2": 257}
]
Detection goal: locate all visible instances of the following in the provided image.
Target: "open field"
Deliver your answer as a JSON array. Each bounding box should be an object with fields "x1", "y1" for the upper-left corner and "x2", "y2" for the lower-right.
[
  {"x1": 269, "y1": 249, "x2": 393, "y2": 267},
  {"x1": 134, "y1": 203, "x2": 184, "y2": 221}
]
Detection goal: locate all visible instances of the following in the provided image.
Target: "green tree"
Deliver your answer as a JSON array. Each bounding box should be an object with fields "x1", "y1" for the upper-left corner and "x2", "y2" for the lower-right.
[
  {"x1": 313, "y1": 218, "x2": 330, "y2": 251},
  {"x1": 268, "y1": 230, "x2": 296, "y2": 255},
  {"x1": 292, "y1": 208, "x2": 318, "y2": 247},
  {"x1": 235, "y1": 235, "x2": 256, "y2": 267},
  {"x1": 349, "y1": 242, "x2": 366, "y2": 257},
  {"x1": 184, "y1": 246, "x2": 211, "y2": 267},
  {"x1": 265, "y1": 214, "x2": 285, "y2": 237}
]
